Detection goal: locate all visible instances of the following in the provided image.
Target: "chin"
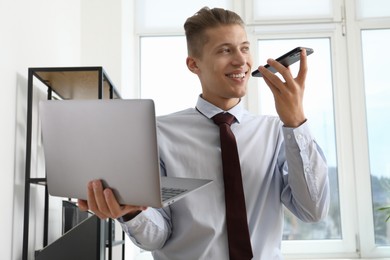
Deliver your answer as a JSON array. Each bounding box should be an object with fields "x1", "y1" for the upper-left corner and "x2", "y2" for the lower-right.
[{"x1": 235, "y1": 88, "x2": 247, "y2": 98}]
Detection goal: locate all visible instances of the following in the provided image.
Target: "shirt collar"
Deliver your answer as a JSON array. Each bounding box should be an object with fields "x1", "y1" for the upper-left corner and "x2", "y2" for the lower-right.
[{"x1": 195, "y1": 95, "x2": 244, "y2": 124}]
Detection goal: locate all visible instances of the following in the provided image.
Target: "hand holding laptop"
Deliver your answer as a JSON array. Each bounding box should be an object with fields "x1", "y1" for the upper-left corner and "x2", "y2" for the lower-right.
[{"x1": 77, "y1": 179, "x2": 147, "y2": 220}]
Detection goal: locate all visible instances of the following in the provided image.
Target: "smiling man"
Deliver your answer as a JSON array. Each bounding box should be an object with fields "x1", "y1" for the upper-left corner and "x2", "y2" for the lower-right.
[{"x1": 78, "y1": 7, "x2": 330, "y2": 260}]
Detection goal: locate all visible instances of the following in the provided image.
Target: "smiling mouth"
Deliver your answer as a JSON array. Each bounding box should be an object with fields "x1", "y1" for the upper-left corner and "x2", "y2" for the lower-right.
[{"x1": 226, "y1": 72, "x2": 246, "y2": 79}]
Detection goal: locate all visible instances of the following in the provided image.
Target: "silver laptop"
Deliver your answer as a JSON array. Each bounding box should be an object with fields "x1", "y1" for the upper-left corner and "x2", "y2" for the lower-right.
[{"x1": 39, "y1": 99, "x2": 212, "y2": 208}]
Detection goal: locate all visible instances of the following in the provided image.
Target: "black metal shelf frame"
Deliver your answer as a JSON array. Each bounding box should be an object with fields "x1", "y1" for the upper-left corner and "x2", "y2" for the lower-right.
[{"x1": 22, "y1": 67, "x2": 124, "y2": 260}]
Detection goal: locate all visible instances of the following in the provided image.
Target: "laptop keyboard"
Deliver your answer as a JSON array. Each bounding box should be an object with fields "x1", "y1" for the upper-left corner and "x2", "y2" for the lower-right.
[{"x1": 161, "y1": 187, "x2": 188, "y2": 201}]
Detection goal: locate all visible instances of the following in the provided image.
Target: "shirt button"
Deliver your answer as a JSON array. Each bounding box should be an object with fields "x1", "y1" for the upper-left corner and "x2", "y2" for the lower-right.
[
  {"x1": 287, "y1": 134, "x2": 292, "y2": 139},
  {"x1": 305, "y1": 167, "x2": 311, "y2": 173}
]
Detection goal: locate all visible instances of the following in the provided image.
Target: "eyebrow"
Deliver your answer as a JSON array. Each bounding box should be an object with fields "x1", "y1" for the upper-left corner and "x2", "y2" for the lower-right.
[{"x1": 215, "y1": 41, "x2": 251, "y2": 49}]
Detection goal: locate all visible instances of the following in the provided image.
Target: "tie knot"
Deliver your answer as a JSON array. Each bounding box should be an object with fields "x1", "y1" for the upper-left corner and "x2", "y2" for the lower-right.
[{"x1": 212, "y1": 112, "x2": 235, "y2": 126}]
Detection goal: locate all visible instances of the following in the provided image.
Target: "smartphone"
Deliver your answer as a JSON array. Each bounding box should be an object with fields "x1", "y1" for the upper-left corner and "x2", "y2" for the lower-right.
[{"x1": 251, "y1": 47, "x2": 314, "y2": 77}]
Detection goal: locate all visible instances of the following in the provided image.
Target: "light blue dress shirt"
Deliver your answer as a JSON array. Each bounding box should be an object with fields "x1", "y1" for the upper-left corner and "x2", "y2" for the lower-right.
[{"x1": 120, "y1": 96, "x2": 330, "y2": 260}]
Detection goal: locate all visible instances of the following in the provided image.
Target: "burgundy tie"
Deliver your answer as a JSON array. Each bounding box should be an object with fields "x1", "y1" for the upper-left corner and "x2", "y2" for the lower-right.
[{"x1": 213, "y1": 112, "x2": 253, "y2": 260}]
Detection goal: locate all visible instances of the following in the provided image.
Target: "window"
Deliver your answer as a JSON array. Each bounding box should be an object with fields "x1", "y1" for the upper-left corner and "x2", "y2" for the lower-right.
[
  {"x1": 253, "y1": 0, "x2": 332, "y2": 21},
  {"x1": 255, "y1": 38, "x2": 341, "y2": 242},
  {"x1": 131, "y1": 0, "x2": 390, "y2": 258},
  {"x1": 361, "y1": 29, "x2": 390, "y2": 246},
  {"x1": 356, "y1": 0, "x2": 390, "y2": 19},
  {"x1": 140, "y1": 36, "x2": 199, "y2": 116},
  {"x1": 135, "y1": 0, "x2": 231, "y2": 32}
]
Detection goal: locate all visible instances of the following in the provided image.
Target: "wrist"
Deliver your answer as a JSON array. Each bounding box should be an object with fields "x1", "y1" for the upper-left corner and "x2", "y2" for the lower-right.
[
  {"x1": 283, "y1": 118, "x2": 307, "y2": 128},
  {"x1": 120, "y1": 210, "x2": 142, "y2": 222}
]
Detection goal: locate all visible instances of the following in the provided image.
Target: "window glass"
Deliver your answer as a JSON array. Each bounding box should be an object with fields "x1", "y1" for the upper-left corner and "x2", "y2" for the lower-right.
[
  {"x1": 136, "y1": 0, "x2": 231, "y2": 31},
  {"x1": 255, "y1": 38, "x2": 341, "y2": 240},
  {"x1": 140, "y1": 36, "x2": 200, "y2": 116},
  {"x1": 361, "y1": 29, "x2": 390, "y2": 246},
  {"x1": 357, "y1": 0, "x2": 390, "y2": 19},
  {"x1": 253, "y1": 0, "x2": 332, "y2": 21}
]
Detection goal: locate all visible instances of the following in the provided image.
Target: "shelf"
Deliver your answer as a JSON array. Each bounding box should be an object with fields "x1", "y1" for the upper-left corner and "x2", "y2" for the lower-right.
[
  {"x1": 29, "y1": 178, "x2": 47, "y2": 186},
  {"x1": 35, "y1": 215, "x2": 105, "y2": 260},
  {"x1": 30, "y1": 67, "x2": 121, "y2": 100},
  {"x1": 23, "y1": 66, "x2": 124, "y2": 260},
  {"x1": 110, "y1": 240, "x2": 125, "y2": 247}
]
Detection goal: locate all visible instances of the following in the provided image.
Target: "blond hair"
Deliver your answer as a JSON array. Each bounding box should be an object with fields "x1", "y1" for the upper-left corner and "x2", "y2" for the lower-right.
[{"x1": 184, "y1": 7, "x2": 245, "y2": 58}]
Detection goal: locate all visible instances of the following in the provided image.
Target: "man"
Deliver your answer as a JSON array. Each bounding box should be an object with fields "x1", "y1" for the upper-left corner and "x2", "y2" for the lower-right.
[{"x1": 78, "y1": 7, "x2": 329, "y2": 259}]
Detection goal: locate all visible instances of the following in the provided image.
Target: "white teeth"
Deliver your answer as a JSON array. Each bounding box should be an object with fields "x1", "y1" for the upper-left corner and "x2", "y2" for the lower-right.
[{"x1": 228, "y1": 73, "x2": 245, "y2": 78}]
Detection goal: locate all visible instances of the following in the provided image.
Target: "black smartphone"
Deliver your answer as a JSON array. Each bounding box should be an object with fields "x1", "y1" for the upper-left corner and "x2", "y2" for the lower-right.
[{"x1": 251, "y1": 47, "x2": 314, "y2": 77}]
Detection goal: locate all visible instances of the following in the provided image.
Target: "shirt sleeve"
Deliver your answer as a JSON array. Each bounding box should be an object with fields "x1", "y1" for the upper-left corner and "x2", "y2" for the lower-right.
[
  {"x1": 118, "y1": 206, "x2": 172, "y2": 251},
  {"x1": 280, "y1": 121, "x2": 330, "y2": 222}
]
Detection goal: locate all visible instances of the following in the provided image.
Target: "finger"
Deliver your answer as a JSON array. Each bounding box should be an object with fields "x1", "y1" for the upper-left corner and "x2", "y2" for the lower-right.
[
  {"x1": 264, "y1": 59, "x2": 299, "y2": 92},
  {"x1": 91, "y1": 180, "x2": 112, "y2": 216},
  {"x1": 87, "y1": 180, "x2": 109, "y2": 219},
  {"x1": 266, "y1": 58, "x2": 292, "y2": 81},
  {"x1": 261, "y1": 72, "x2": 281, "y2": 97},
  {"x1": 77, "y1": 199, "x2": 88, "y2": 211},
  {"x1": 259, "y1": 66, "x2": 284, "y2": 94},
  {"x1": 86, "y1": 181, "x2": 104, "y2": 217},
  {"x1": 296, "y1": 48, "x2": 308, "y2": 84},
  {"x1": 103, "y1": 188, "x2": 148, "y2": 219},
  {"x1": 103, "y1": 188, "x2": 124, "y2": 218},
  {"x1": 86, "y1": 181, "x2": 101, "y2": 217}
]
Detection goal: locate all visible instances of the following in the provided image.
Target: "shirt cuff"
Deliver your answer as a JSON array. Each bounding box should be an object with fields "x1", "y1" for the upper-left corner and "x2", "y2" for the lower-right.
[
  {"x1": 282, "y1": 120, "x2": 313, "y2": 151},
  {"x1": 117, "y1": 210, "x2": 145, "y2": 224}
]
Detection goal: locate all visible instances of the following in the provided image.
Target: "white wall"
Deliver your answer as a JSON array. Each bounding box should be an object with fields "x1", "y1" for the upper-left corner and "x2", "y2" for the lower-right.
[
  {"x1": 0, "y1": 0, "x2": 81, "y2": 259},
  {"x1": 80, "y1": 0, "x2": 136, "y2": 98},
  {"x1": 0, "y1": 0, "x2": 135, "y2": 259}
]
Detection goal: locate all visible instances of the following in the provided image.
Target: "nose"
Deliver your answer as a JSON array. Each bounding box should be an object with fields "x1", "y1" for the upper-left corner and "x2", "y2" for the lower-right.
[{"x1": 232, "y1": 50, "x2": 247, "y2": 66}]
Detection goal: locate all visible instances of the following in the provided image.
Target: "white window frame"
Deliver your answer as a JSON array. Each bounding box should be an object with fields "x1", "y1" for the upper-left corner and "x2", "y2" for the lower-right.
[
  {"x1": 246, "y1": 20, "x2": 358, "y2": 258},
  {"x1": 345, "y1": 0, "x2": 390, "y2": 258}
]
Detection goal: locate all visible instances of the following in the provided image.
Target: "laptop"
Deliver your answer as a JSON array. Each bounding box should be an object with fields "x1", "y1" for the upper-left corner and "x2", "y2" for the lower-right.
[{"x1": 39, "y1": 99, "x2": 212, "y2": 208}]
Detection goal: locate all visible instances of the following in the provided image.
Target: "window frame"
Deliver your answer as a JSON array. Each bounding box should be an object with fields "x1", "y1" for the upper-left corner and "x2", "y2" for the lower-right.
[
  {"x1": 345, "y1": 0, "x2": 390, "y2": 257},
  {"x1": 247, "y1": 22, "x2": 358, "y2": 258}
]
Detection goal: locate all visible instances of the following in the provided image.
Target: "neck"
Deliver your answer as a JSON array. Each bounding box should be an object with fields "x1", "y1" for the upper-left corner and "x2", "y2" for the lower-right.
[{"x1": 201, "y1": 95, "x2": 240, "y2": 111}]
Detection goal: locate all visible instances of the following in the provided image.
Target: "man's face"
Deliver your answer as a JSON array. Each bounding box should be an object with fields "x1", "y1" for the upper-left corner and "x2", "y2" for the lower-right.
[{"x1": 191, "y1": 24, "x2": 253, "y2": 110}]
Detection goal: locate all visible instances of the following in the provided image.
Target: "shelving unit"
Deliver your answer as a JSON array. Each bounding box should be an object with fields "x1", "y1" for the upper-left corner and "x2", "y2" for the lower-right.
[{"x1": 22, "y1": 67, "x2": 124, "y2": 260}]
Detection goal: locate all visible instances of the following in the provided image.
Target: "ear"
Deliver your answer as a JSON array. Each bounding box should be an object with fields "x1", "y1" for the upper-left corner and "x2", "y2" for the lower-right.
[{"x1": 186, "y1": 56, "x2": 200, "y2": 74}]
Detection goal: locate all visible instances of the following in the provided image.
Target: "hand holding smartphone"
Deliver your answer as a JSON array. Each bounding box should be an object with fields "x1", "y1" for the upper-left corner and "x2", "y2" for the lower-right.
[{"x1": 251, "y1": 47, "x2": 313, "y2": 77}]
